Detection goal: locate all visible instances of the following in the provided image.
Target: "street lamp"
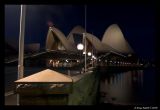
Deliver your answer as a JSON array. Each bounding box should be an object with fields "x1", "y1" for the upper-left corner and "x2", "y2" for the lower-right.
[
  {"x1": 77, "y1": 43, "x2": 84, "y2": 50},
  {"x1": 92, "y1": 55, "x2": 96, "y2": 59},
  {"x1": 77, "y1": 43, "x2": 84, "y2": 74},
  {"x1": 87, "y1": 52, "x2": 91, "y2": 56},
  {"x1": 77, "y1": 43, "x2": 84, "y2": 63}
]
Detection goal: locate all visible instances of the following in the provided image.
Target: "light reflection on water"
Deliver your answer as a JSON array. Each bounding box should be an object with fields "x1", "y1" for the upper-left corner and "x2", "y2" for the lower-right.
[{"x1": 100, "y1": 68, "x2": 156, "y2": 105}]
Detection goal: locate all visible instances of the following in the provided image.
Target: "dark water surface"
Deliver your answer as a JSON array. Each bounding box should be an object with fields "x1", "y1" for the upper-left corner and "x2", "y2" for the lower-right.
[{"x1": 99, "y1": 68, "x2": 157, "y2": 105}]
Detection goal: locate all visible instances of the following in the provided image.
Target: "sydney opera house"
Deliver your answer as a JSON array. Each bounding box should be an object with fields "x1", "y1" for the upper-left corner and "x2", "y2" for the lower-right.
[
  {"x1": 46, "y1": 24, "x2": 133, "y2": 54},
  {"x1": 5, "y1": 24, "x2": 137, "y2": 68},
  {"x1": 43, "y1": 24, "x2": 137, "y2": 68}
]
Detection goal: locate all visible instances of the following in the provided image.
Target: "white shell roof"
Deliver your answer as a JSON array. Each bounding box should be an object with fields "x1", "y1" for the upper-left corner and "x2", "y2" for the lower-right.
[
  {"x1": 46, "y1": 27, "x2": 77, "y2": 52},
  {"x1": 46, "y1": 25, "x2": 134, "y2": 55},
  {"x1": 67, "y1": 26, "x2": 116, "y2": 53},
  {"x1": 102, "y1": 24, "x2": 134, "y2": 54},
  {"x1": 67, "y1": 25, "x2": 85, "y2": 45},
  {"x1": 85, "y1": 33, "x2": 116, "y2": 52}
]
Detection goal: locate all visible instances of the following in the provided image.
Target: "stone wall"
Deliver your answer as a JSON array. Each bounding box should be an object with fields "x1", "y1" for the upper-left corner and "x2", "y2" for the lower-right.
[{"x1": 68, "y1": 70, "x2": 100, "y2": 105}]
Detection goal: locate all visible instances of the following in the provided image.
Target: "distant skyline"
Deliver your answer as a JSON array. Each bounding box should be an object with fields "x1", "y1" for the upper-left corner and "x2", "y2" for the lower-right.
[{"x1": 5, "y1": 4, "x2": 155, "y2": 61}]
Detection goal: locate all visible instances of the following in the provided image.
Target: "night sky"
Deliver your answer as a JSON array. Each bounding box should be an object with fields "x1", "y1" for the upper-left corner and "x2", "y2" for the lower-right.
[{"x1": 5, "y1": 4, "x2": 155, "y2": 61}]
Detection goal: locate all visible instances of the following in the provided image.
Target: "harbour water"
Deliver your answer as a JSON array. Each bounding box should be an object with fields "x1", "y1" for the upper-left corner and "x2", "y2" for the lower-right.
[{"x1": 99, "y1": 67, "x2": 157, "y2": 105}]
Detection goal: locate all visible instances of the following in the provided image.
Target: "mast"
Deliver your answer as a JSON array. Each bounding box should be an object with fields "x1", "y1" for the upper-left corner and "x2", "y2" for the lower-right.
[{"x1": 84, "y1": 4, "x2": 87, "y2": 72}]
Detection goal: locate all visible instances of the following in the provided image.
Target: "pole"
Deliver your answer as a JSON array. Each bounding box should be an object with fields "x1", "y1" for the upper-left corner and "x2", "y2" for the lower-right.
[
  {"x1": 17, "y1": 5, "x2": 26, "y2": 105},
  {"x1": 92, "y1": 33, "x2": 93, "y2": 67},
  {"x1": 18, "y1": 5, "x2": 26, "y2": 79},
  {"x1": 84, "y1": 33, "x2": 87, "y2": 72},
  {"x1": 80, "y1": 50, "x2": 82, "y2": 74},
  {"x1": 84, "y1": 5, "x2": 87, "y2": 72}
]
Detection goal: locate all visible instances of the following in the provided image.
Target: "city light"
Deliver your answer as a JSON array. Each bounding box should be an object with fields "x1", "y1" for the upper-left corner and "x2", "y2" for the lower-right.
[
  {"x1": 92, "y1": 55, "x2": 96, "y2": 59},
  {"x1": 83, "y1": 51, "x2": 86, "y2": 54},
  {"x1": 87, "y1": 52, "x2": 91, "y2": 56},
  {"x1": 77, "y1": 43, "x2": 84, "y2": 50},
  {"x1": 128, "y1": 54, "x2": 132, "y2": 57},
  {"x1": 49, "y1": 60, "x2": 52, "y2": 64}
]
